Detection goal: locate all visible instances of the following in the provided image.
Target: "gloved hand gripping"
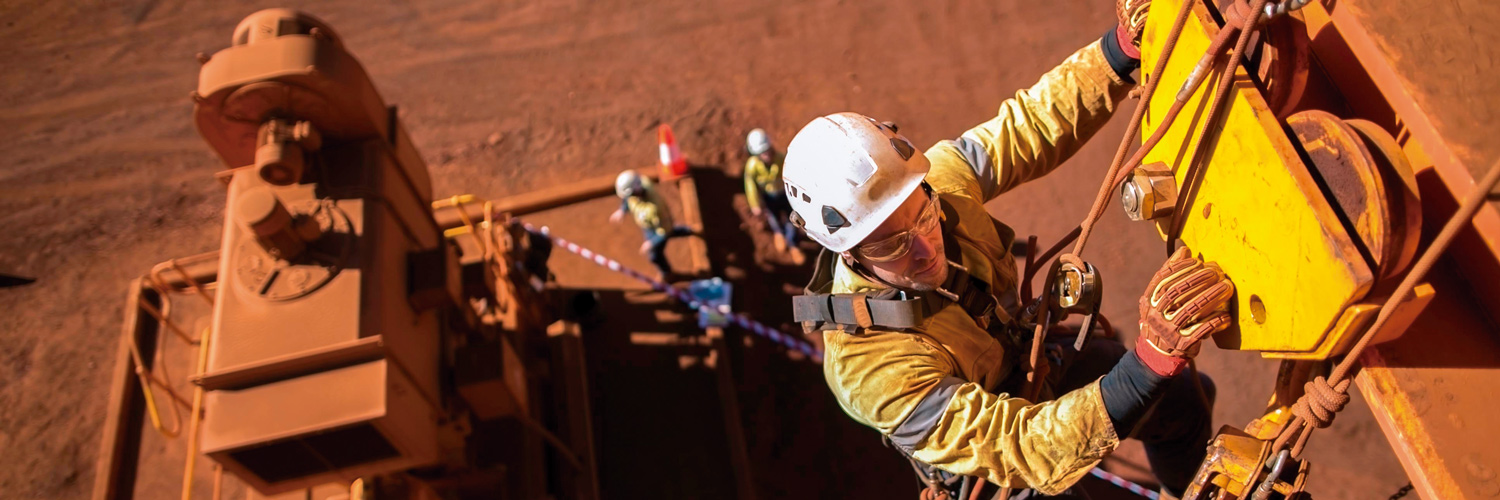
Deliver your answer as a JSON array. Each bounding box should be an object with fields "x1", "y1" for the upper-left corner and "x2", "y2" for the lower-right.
[{"x1": 1138, "y1": 246, "x2": 1235, "y2": 362}]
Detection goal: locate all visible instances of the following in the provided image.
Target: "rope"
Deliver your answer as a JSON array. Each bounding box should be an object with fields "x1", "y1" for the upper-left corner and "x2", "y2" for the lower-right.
[
  {"x1": 518, "y1": 221, "x2": 823, "y2": 361},
  {"x1": 1073, "y1": 0, "x2": 1311, "y2": 259},
  {"x1": 1163, "y1": 0, "x2": 1269, "y2": 245},
  {"x1": 1089, "y1": 467, "x2": 1161, "y2": 499},
  {"x1": 1275, "y1": 156, "x2": 1500, "y2": 458},
  {"x1": 1289, "y1": 376, "x2": 1350, "y2": 429},
  {"x1": 1072, "y1": 0, "x2": 1200, "y2": 257}
]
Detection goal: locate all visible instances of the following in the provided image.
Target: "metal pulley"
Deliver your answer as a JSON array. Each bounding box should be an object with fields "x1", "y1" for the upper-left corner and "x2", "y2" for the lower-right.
[
  {"x1": 1047, "y1": 254, "x2": 1104, "y2": 350},
  {"x1": 1182, "y1": 429, "x2": 1311, "y2": 500},
  {"x1": 1286, "y1": 110, "x2": 1422, "y2": 284}
]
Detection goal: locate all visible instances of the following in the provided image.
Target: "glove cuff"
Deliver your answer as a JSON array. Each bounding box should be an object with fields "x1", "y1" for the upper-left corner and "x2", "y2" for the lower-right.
[
  {"x1": 1115, "y1": 23, "x2": 1142, "y2": 60},
  {"x1": 1134, "y1": 334, "x2": 1188, "y2": 377},
  {"x1": 1101, "y1": 26, "x2": 1142, "y2": 82}
]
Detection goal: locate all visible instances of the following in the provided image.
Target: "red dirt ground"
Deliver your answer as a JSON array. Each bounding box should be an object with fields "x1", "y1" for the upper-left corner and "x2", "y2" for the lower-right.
[{"x1": 0, "y1": 0, "x2": 1409, "y2": 498}]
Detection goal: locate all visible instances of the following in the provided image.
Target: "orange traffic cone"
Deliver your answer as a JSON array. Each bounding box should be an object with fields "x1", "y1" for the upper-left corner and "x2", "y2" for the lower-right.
[{"x1": 658, "y1": 123, "x2": 688, "y2": 179}]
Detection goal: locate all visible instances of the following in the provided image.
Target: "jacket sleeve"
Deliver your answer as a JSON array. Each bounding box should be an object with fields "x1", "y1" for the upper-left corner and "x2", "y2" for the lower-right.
[
  {"x1": 744, "y1": 157, "x2": 764, "y2": 212},
  {"x1": 924, "y1": 39, "x2": 1132, "y2": 203},
  {"x1": 824, "y1": 329, "x2": 1119, "y2": 495}
]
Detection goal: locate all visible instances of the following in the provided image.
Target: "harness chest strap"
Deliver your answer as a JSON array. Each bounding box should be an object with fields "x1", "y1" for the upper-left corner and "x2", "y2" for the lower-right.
[
  {"x1": 793, "y1": 254, "x2": 1012, "y2": 333},
  {"x1": 793, "y1": 197, "x2": 1016, "y2": 333}
]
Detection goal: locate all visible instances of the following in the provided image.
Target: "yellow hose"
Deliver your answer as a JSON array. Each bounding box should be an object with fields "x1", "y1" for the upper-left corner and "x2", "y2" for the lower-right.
[{"x1": 181, "y1": 327, "x2": 213, "y2": 500}]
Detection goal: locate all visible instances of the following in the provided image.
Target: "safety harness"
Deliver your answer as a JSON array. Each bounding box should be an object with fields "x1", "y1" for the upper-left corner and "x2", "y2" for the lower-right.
[
  {"x1": 792, "y1": 196, "x2": 1043, "y2": 500},
  {"x1": 793, "y1": 197, "x2": 1017, "y2": 336}
]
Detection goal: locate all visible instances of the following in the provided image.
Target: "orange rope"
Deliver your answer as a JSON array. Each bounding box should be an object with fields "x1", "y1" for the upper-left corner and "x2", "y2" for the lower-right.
[
  {"x1": 1071, "y1": 0, "x2": 1205, "y2": 257},
  {"x1": 1276, "y1": 156, "x2": 1500, "y2": 457}
]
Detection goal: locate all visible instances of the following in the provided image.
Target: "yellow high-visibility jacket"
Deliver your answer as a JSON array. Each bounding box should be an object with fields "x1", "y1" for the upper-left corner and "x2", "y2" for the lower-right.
[
  {"x1": 625, "y1": 177, "x2": 675, "y2": 237},
  {"x1": 744, "y1": 151, "x2": 786, "y2": 212},
  {"x1": 821, "y1": 40, "x2": 1131, "y2": 495}
]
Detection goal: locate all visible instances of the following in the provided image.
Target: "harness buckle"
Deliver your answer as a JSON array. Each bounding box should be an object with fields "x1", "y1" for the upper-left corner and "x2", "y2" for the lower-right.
[{"x1": 850, "y1": 293, "x2": 874, "y2": 328}]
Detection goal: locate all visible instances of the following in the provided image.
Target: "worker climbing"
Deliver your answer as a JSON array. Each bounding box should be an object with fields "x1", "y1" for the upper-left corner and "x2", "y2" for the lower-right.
[
  {"x1": 743, "y1": 128, "x2": 804, "y2": 263},
  {"x1": 610, "y1": 170, "x2": 697, "y2": 279},
  {"x1": 784, "y1": 2, "x2": 1236, "y2": 498}
]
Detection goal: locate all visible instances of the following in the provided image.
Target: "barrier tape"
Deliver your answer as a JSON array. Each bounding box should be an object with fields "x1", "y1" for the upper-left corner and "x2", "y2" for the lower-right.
[
  {"x1": 1089, "y1": 467, "x2": 1159, "y2": 499},
  {"x1": 522, "y1": 224, "x2": 1163, "y2": 496},
  {"x1": 520, "y1": 221, "x2": 822, "y2": 362}
]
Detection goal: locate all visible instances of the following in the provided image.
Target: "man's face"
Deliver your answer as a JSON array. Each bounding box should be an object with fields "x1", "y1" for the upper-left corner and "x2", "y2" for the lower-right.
[
  {"x1": 843, "y1": 187, "x2": 948, "y2": 291},
  {"x1": 758, "y1": 151, "x2": 775, "y2": 164}
]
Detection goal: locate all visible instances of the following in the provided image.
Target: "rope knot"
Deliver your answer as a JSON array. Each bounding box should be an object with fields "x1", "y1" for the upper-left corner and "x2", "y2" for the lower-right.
[{"x1": 1292, "y1": 376, "x2": 1351, "y2": 428}]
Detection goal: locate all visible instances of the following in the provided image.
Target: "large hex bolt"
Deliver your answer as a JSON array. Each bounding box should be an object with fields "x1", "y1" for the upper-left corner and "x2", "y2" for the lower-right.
[
  {"x1": 1120, "y1": 162, "x2": 1179, "y2": 221},
  {"x1": 235, "y1": 186, "x2": 307, "y2": 261}
]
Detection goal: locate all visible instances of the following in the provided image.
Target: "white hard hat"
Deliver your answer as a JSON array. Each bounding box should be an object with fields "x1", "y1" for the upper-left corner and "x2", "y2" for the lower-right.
[
  {"x1": 746, "y1": 128, "x2": 773, "y2": 155},
  {"x1": 781, "y1": 112, "x2": 928, "y2": 253},
  {"x1": 615, "y1": 170, "x2": 643, "y2": 199}
]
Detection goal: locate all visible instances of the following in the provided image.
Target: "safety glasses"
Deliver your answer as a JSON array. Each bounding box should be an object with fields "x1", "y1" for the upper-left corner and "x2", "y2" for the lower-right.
[{"x1": 855, "y1": 188, "x2": 939, "y2": 263}]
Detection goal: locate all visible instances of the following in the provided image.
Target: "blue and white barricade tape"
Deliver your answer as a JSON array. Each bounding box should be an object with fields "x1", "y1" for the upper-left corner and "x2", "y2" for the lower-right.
[
  {"x1": 1089, "y1": 467, "x2": 1159, "y2": 499},
  {"x1": 522, "y1": 221, "x2": 822, "y2": 362}
]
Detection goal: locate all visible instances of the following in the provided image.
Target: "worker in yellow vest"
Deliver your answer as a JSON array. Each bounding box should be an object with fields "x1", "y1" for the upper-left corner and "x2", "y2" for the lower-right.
[
  {"x1": 610, "y1": 170, "x2": 695, "y2": 279},
  {"x1": 743, "y1": 128, "x2": 800, "y2": 256},
  {"x1": 783, "y1": 21, "x2": 1232, "y2": 500}
]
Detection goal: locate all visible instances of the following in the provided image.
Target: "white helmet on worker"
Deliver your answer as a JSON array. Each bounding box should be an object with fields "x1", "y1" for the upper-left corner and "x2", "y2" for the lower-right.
[
  {"x1": 746, "y1": 128, "x2": 773, "y2": 155},
  {"x1": 615, "y1": 170, "x2": 643, "y2": 199},
  {"x1": 781, "y1": 112, "x2": 928, "y2": 253}
]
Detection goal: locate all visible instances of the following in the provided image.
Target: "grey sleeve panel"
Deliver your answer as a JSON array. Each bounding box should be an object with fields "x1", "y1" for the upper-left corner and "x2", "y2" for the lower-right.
[
  {"x1": 950, "y1": 135, "x2": 1000, "y2": 201},
  {"x1": 890, "y1": 376, "x2": 966, "y2": 452}
]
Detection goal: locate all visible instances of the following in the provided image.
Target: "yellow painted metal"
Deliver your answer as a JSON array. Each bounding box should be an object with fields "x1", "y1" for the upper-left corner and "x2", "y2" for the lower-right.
[
  {"x1": 1277, "y1": 303, "x2": 1379, "y2": 361},
  {"x1": 1138, "y1": 0, "x2": 1374, "y2": 357},
  {"x1": 1274, "y1": 283, "x2": 1436, "y2": 360},
  {"x1": 1181, "y1": 426, "x2": 1272, "y2": 500}
]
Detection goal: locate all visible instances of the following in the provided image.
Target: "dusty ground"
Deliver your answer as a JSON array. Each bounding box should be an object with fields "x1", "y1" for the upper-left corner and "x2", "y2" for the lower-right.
[{"x1": 0, "y1": 0, "x2": 1410, "y2": 498}]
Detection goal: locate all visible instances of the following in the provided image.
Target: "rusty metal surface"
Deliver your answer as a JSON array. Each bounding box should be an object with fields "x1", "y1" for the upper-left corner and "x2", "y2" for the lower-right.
[
  {"x1": 91, "y1": 281, "x2": 158, "y2": 500},
  {"x1": 1279, "y1": 5, "x2": 1500, "y2": 497},
  {"x1": 1298, "y1": 0, "x2": 1500, "y2": 312},
  {"x1": 1345, "y1": 119, "x2": 1423, "y2": 282},
  {"x1": 1287, "y1": 109, "x2": 1392, "y2": 275},
  {"x1": 1357, "y1": 262, "x2": 1500, "y2": 500},
  {"x1": 1338, "y1": 0, "x2": 1500, "y2": 184}
]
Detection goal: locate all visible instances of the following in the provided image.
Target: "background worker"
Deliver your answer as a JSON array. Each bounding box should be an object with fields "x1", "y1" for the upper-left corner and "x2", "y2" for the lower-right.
[
  {"x1": 743, "y1": 128, "x2": 800, "y2": 254},
  {"x1": 609, "y1": 170, "x2": 695, "y2": 279},
  {"x1": 783, "y1": 18, "x2": 1233, "y2": 499}
]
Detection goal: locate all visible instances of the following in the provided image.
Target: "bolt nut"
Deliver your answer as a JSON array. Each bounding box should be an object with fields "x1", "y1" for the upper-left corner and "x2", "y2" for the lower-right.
[{"x1": 1121, "y1": 162, "x2": 1178, "y2": 221}]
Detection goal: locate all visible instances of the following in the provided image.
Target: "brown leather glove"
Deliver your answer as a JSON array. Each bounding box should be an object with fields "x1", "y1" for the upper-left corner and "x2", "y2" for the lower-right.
[{"x1": 1135, "y1": 246, "x2": 1235, "y2": 376}]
